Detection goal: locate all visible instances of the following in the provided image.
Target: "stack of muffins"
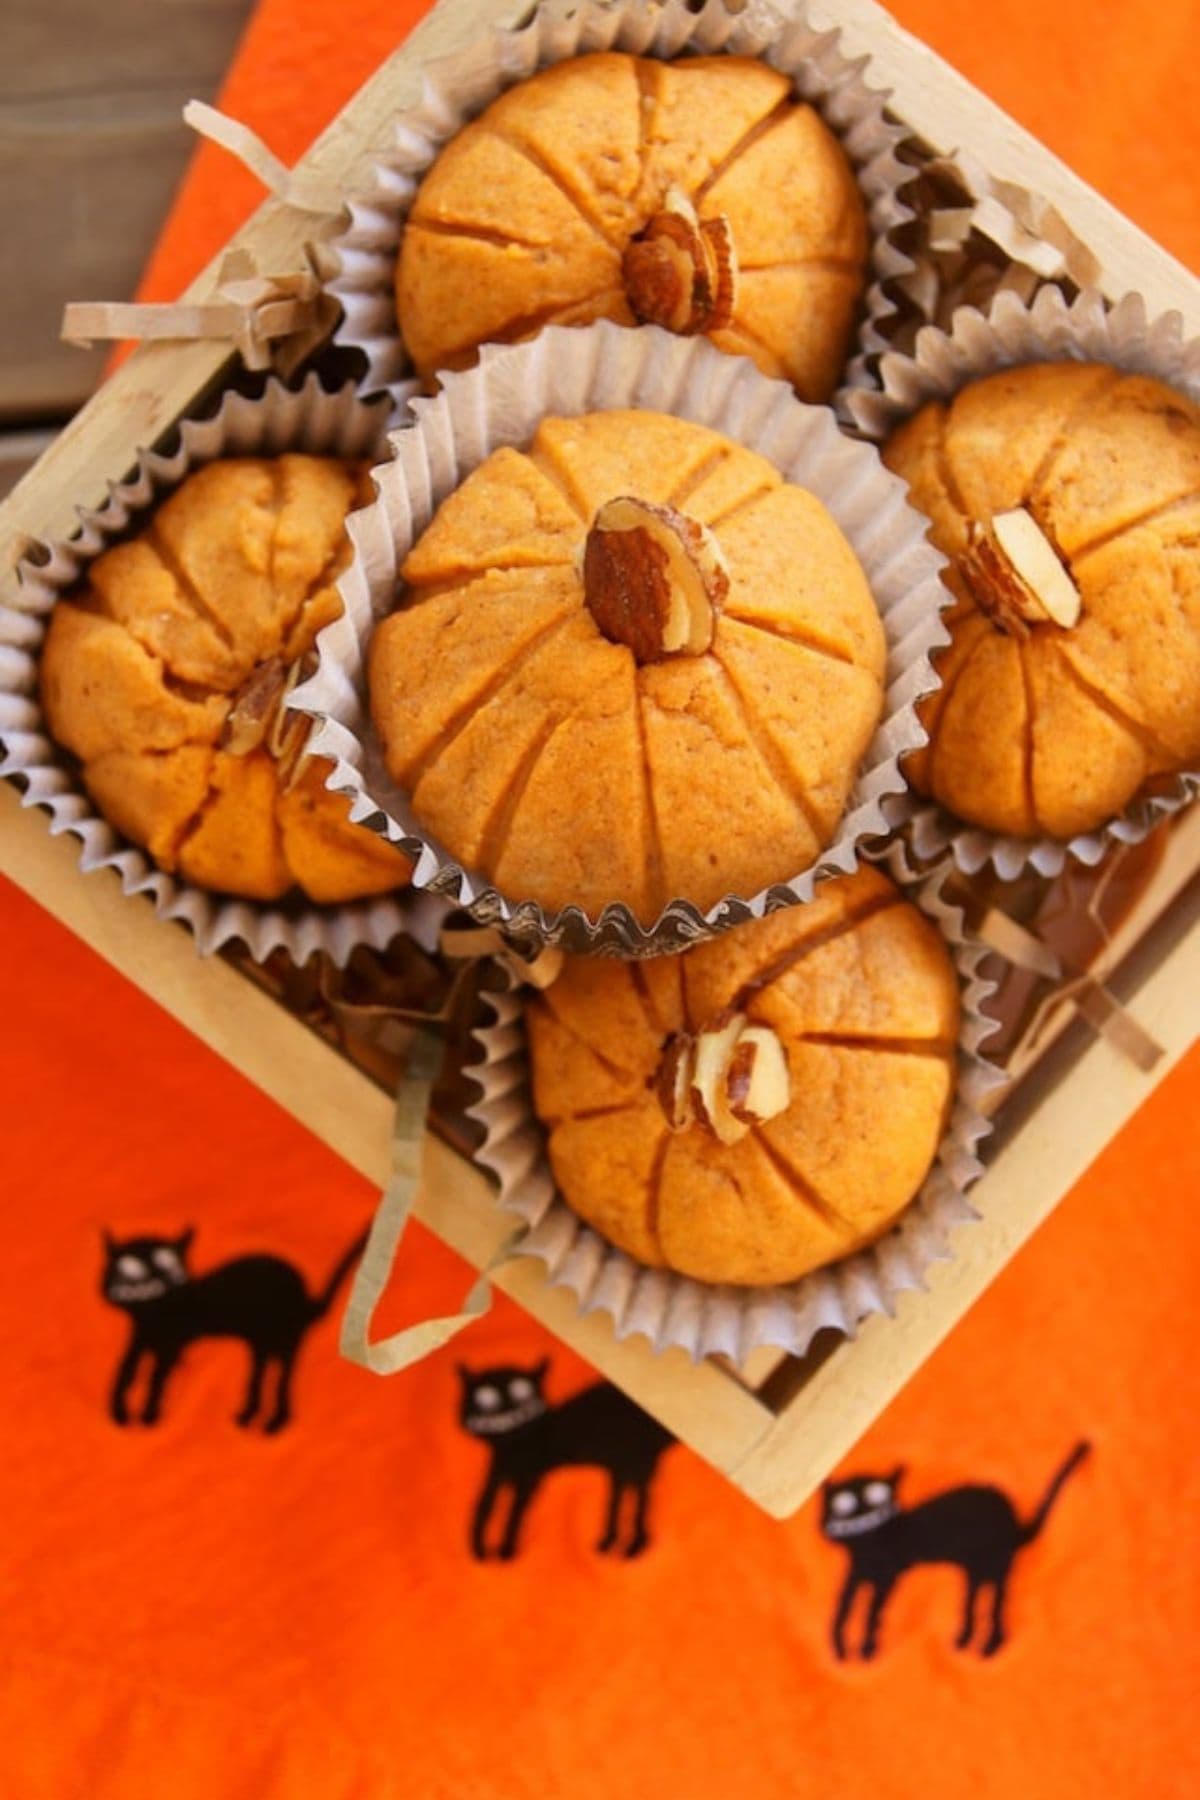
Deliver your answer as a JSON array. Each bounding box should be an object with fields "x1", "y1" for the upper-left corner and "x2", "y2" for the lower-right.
[{"x1": 23, "y1": 30, "x2": 1200, "y2": 1354}]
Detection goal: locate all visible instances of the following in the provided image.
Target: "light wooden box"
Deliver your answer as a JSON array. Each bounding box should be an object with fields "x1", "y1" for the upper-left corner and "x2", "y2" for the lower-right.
[{"x1": 2, "y1": 0, "x2": 1197, "y2": 1517}]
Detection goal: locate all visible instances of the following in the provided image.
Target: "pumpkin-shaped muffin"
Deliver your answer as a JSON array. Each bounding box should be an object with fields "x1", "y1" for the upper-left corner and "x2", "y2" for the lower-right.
[
  {"x1": 40, "y1": 456, "x2": 411, "y2": 903},
  {"x1": 884, "y1": 363, "x2": 1200, "y2": 839},
  {"x1": 397, "y1": 53, "x2": 868, "y2": 399},
  {"x1": 368, "y1": 409, "x2": 887, "y2": 922},
  {"x1": 526, "y1": 865, "x2": 959, "y2": 1286}
]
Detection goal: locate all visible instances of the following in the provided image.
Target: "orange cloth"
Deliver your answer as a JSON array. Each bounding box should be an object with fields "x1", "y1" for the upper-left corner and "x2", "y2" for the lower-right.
[{"x1": 4, "y1": 3, "x2": 1200, "y2": 1796}]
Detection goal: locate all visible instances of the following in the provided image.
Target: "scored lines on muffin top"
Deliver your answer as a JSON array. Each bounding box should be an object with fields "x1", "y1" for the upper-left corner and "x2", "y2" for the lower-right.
[
  {"x1": 632, "y1": 56, "x2": 654, "y2": 189},
  {"x1": 397, "y1": 605, "x2": 577, "y2": 793},
  {"x1": 666, "y1": 444, "x2": 734, "y2": 511},
  {"x1": 914, "y1": 610, "x2": 988, "y2": 736},
  {"x1": 163, "y1": 753, "x2": 223, "y2": 864},
  {"x1": 569, "y1": 1101, "x2": 655, "y2": 1126},
  {"x1": 474, "y1": 714, "x2": 565, "y2": 878},
  {"x1": 532, "y1": 981, "x2": 648, "y2": 1084},
  {"x1": 630, "y1": 679, "x2": 666, "y2": 911},
  {"x1": 724, "y1": 610, "x2": 861, "y2": 668},
  {"x1": 401, "y1": 562, "x2": 573, "y2": 607},
  {"x1": 930, "y1": 400, "x2": 971, "y2": 526},
  {"x1": 108, "y1": 459, "x2": 360, "y2": 690},
  {"x1": 1069, "y1": 487, "x2": 1200, "y2": 564},
  {"x1": 1023, "y1": 366, "x2": 1121, "y2": 509},
  {"x1": 1013, "y1": 637, "x2": 1039, "y2": 834},
  {"x1": 737, "y1": 253, "x2": 866, "y2": 276},
  {"x1": 404, "y1": 60, "x2": 864, "y2": 364},
  {"x1": 917, "y1": 375, "x2": 1200, "y2": 827},
  {"x1": 389, "y1": 432, "x2": 881, "y2": 916},
  {"x1": 525, "y1": 445, "x2": 591, "y2": 522},
  {"x1": 487, "y1": 124, "x2": 627, "y2": 252},
  {"x1": 141, "y1": 520, "x2": 237, "y2": 654},
  {"x1": 930, "y1": 363, "x2": 1200, "y2": 573},
  {"x1": 468, "y1": 288, "x2": 630, "y2": 356},
  {"x1": 402, "y1": 444, "x2": 863, "y2": 695},
  {"x1": 404, "y1": 216, "x2": 556, "y2": 252},
  {"x1": 708, "y1": 655, "x2": 827, "y2": 847},
  {"x1": 1050, "y1": 644, "x2": 1181, "y2": 764},
  {"x1": 532, "y1": 881, "x2": 957, "y2": 1251},
  {"x1": 662, "y1": 445, "x2": 784, "y2": 537},
  {"x1": 720, "y1": 886, "x2": 903, "y2": 1017},
  {"x1": 691, "y1": 91, "x2": 795, "y2": 203},
  {"x1": 701, "y1": 481, "x2": 781, "y2": 531},
  {"x1": 642, "y1": 1134, "x2": 672, "y2": 1260},
  {"x1": 50, "y1": 456, "x2": 407, "y2": 898},
  {"x1": 535, "y1": 881, "x2": 943, "y2": 1106},
  {"x1": 793, "y1": 1029, "x2": 956, "y2": 1057},
  {"x1": 753, "y1": 1132, "x2": 853, "y2": 1230},
  {"x1": 628, "y1": 953, "x2": 682, "y2": 1039},
  {"x1": 64, "y1": 454, "x2": 367, "y2": 885}
]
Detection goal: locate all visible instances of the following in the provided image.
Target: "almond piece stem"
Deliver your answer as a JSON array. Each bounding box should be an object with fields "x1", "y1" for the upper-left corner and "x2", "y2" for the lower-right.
[
  {"x1": 582, "y1": 495, "x2": 729, "y2": 664},
  {"x1": 623, "y1": 186, "x2": 737, "y2": 336},
  {"x1": 220, "y1": 655, "x2": 287, "y2": 755},
  {"x1": 961, "y1": 506, "x2": 1082, "y2": 637},
  {"x1": 655, "y1": 1014, "x2": 791, "y2": 1143}
]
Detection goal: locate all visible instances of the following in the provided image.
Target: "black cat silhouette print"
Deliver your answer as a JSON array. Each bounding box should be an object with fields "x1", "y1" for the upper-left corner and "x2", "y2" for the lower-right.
[
  {"x1": 458, "y1": 1363, "x2": 676, "y2": 1560},
  {"x1": 101, "y1": 1226, "x2": 367, "y2": 1432},
  {"x1": 821, "y1": 1443, "x2": 1092, "y2": 1659}
]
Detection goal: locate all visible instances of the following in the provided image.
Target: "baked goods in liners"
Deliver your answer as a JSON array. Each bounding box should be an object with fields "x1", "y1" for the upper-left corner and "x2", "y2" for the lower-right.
[
  {"x1": 884, "y1": 363, "x2": 1200, "y2": 839},
  {"x1": 40, "y1": 456, "x2": 412, "y2": 903},
  {"x1": 525, "y1": 864, "x2": 960, "y2": 1286},
  {"x1": 368, "y1": 408, "x2": 887, "y2": 924},
  {"x1": 396, "y1": 52, "x2": 868, "y2": 399}
]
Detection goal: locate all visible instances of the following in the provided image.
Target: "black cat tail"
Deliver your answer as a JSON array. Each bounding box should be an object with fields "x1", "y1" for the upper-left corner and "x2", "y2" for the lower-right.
[
  {"x1": 1021, "y1": 1439, "x2": 1092, "y2": 1544},
  {"x1": 309, "y1": 1229, "x2": 370, "y2": 1320}
]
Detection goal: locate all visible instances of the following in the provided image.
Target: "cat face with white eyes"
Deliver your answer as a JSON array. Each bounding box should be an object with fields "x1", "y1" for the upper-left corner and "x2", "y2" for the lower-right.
[
  {"x1": 101, "y1": 1229, "x2": 194, "y2": 1306},
  {"x1": 820, "y1": 1470, "x2": 905, "y2": 1539},
  {"x1": 458, "y1": 1360, "x2": 550, "y2": 1437}
]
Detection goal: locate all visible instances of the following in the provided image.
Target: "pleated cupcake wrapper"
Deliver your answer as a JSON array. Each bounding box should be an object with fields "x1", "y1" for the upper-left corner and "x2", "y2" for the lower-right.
[
  {"x1": 845, "y1": 284, "x2": 1200, "y2": 881},
  {"x1": 327, "y1": 0, "x2": 918, "y2": 407},
  {"x1": 0, "y1": 374, "x2": 447, "y2": 965},
  {"x1": 296, "y1": 320, "x2": 951, "y2": 955},
  {"x1": 852, "y1": 147, "x2": 1107, "y2": 360},
  {"x1": 463, "y1": 837, "x2": 1002, "y2": 1367}
]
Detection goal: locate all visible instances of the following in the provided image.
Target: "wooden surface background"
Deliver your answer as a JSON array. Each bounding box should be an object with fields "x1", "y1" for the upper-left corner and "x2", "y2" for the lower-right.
[{"x1": 0, "y1": 0, "x2": 252, "y2": 440}]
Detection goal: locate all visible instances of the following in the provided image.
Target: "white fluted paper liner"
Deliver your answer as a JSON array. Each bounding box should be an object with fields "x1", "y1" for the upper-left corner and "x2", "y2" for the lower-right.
[
  {"x1": 0, "y1": 374, "x2": 447, "y2": 963},
  {"x1": 841, "y1": 147, "x2": 1105, "y2": 364},
  {"x1": 845, "y1": 285, "x2": 1200, "y2": 880},
  {"x1": 297, "y1": 321, "x2": 951, "y2": 954},
  {"x1": 327, "y1": 0, "x2": 916, "y2": 405},
  {"x1": 464, "y1": 838, "x2": 1002, "y2": 1366}
]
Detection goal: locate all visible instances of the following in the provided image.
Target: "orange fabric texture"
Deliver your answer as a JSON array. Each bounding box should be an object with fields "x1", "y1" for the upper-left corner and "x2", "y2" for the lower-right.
[{"x1": 5, "y1": 3, "x2": 1200, "y2": 1796}]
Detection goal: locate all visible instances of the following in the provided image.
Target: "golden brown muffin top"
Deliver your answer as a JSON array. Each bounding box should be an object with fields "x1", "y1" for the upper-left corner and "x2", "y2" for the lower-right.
[
  {"x1": 397, "y1": 53, "x2": 868, "y2": 398},
  {"x1": 527, "y1": 865, "x2": 960, "y2": 1286},
  {"x1": 885, "y1": 362, "x2": 1200, "y2": 840},
  {"x1": 368, "y1": 409, "x2": 887, "y2": 924},
  {"x1": 40, "y1": 456, "x2": 410, "y2": 903}
]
